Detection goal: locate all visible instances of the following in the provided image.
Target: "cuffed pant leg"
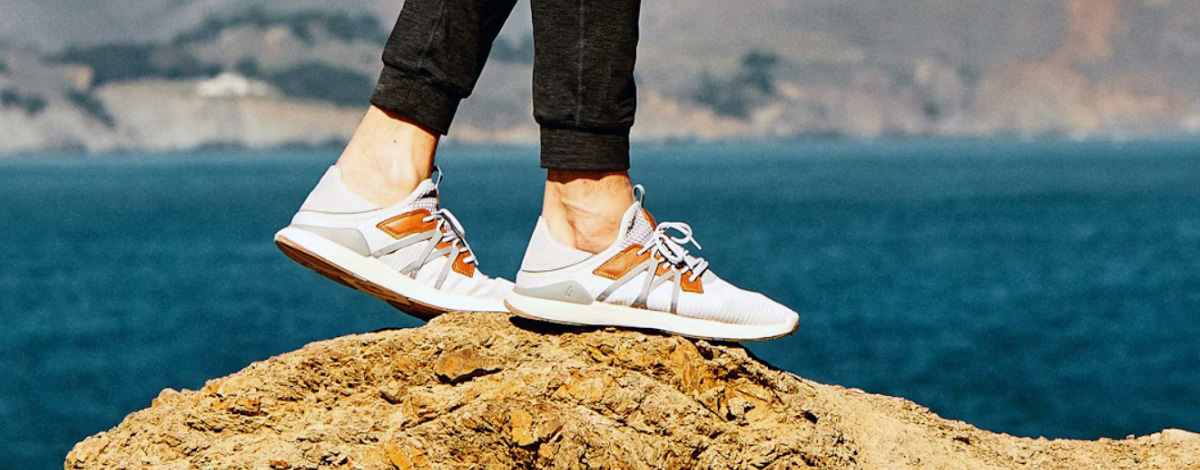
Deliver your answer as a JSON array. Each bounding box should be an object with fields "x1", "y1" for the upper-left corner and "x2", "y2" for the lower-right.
[
  {"x1": 370, "y1": 65, "x2": 463, "y2": 135},
  {"x1": 539, "y1": 127, "x2": 631, "y2": 171},
  {"x1": 371, "y1": 0, "x2": 518, "y2": 135},
  {"x1": 531, "y1": 0, "x2": 641, "y2": 170}
]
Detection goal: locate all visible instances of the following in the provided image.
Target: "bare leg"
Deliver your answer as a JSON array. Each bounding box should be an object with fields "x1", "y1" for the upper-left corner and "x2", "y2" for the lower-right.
[
  {"x1": 334, "y1": 106, "x2": 439, "y2": 207},
  {"x1": 542, "y1": 170, "x2": 635, "y2": 253}
]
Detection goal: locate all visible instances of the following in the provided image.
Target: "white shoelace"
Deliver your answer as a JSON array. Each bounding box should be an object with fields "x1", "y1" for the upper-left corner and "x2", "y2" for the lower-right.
[
  {"x1": 638, "y1": 221, "x2": 709, "y2": 282},
  {"x1": 422, "y1": 208, "x2": 477, "y2": 265}
]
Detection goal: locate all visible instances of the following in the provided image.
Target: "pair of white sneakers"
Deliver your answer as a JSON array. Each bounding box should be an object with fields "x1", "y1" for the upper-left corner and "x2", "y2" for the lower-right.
[{"x1": 274, "y1": 166, "x2": 798, "y2": 341}]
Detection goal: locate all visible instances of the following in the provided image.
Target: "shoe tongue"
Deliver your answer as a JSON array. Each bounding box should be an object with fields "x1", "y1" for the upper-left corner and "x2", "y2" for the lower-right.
[
  {"x1": 615, "y1": 199, "x2": 656, "y2": 248},
  {"x1": 405, "y1": 179, "x2": 440, "y2": 213}
]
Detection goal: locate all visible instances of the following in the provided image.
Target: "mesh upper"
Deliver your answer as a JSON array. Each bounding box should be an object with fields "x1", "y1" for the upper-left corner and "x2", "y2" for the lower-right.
[
  {"x1": 613, "y1": 206, "x2": 655, "y2": 252},
  {"x1": 610, "y1": 203, "x2": 795, "y2": 327},
  {"x1": 674, "y1": 274, "x2": 794, "y2": 326},
  {"x1": 291, "y1": 174, "x2": 509, "y2": 298},
  {"x1": 409, "y1": 182, "x2": 438, "y2": 214}
]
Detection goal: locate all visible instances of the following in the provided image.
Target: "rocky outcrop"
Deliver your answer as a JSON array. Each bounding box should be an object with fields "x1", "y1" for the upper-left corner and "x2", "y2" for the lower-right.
[{"x1": 66, "y1": 312, "x2": 1200, "y2": 469}]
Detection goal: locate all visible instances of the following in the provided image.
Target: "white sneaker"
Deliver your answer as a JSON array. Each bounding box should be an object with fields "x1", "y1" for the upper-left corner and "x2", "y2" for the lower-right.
[
  {"x1": 274, "y1": 166, "x2": 512, "y2": 318},
  {"x1": 505, "y1": 186, "x2": 799, "y2": 341}
]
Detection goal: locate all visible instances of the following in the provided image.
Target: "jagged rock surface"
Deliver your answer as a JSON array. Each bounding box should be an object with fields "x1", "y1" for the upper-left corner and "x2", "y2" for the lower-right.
[{"x1": 67, "y1": 312, "x2": 1200, "y2": 469}]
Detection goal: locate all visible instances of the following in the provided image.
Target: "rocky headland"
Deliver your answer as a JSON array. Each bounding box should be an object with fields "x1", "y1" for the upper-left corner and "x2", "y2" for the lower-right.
[{"x1": 66, "y1": 312, "x2": 1199, "y2": 469}]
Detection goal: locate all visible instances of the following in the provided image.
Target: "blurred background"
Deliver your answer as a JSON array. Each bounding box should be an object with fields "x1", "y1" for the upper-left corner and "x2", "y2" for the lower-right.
[
  {"x1": 1, "y1": 0, "x2": 1199, "y2": 468},
  {"x1": 4, "y1": 0, "x2": 1200, "y2": 148}
]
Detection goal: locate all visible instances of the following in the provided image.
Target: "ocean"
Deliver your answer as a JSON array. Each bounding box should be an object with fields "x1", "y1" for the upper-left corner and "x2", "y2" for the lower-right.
[{"x1": 2, "y1": 139, "x2": 1199, "y2": 468}]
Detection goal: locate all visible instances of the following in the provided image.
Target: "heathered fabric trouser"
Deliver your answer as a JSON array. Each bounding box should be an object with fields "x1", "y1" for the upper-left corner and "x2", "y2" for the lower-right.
[{"x1": 370, "y1": 0, "x2": 641, "y2": 171}]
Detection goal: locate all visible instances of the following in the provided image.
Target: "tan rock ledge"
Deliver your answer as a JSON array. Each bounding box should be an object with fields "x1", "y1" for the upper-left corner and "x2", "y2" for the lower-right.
[{"x1": 66, "y1": 312, "x2": 1199, "y2": 469}]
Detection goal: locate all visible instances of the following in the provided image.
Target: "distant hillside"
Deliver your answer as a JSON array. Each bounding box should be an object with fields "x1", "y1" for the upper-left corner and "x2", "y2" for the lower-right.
[
  {"x1": 1, "y1": 0, "x2": 1199, "y2": 154},
  {"x1": 0, "y1": 0, "x2": 396, "y2": 51}
]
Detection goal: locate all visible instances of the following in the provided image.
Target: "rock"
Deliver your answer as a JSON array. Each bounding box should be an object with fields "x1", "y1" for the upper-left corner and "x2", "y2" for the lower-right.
[
  {"x1": 509, "y1": 409, "x2": 537, "y2": 447},
  {"x1": 1159, "y1": 429, "x2": 1200, "y2": 445},
  {"x1": 65, "y1": 312, "x2": 1200, "y2": 469},
  {"x1": 432, "y1": 345, "x2": 500, "y2": 383},
  {"x1": 382, "y1": 440, "x2": 428, "y2": 470}
]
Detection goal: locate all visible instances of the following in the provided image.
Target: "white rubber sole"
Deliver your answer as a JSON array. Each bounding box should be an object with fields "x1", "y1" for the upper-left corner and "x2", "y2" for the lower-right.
[
  {"x1": 503, "y1": 291, "x2": 799, "y2": 342},
  {"x1": 274, "y1": 226, "x2": 507, "y2": 318}
]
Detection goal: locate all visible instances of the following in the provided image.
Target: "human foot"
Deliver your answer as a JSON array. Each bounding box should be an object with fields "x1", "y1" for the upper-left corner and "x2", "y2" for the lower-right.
[
  {"x1": 335, "y1": 105, "x2": 439, "y2": 207},
  {"x1": 275, "y1": 166, "x2": 512, "y2": 318},
  {"x1": 541, "y1": 170, "x2": 634, "y2": 253},
  {"x1": 505, "y1": 186, "x2": 799, "y2": 341}
]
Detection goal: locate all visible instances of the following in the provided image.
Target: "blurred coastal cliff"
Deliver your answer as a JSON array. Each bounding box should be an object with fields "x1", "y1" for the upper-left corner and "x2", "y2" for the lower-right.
[{"x1": 2, "y1": 0, "x2": 1200, "y2": 154}]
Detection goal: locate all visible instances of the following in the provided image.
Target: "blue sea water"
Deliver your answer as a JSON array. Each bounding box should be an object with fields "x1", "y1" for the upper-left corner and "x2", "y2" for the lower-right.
[{"x1": 2, "y1": 139, "x2": 1199, "y2": 468}]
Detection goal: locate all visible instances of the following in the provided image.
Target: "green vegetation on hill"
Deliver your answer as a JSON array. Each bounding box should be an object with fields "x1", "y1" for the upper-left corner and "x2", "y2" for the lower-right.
[
  {"x1": 266, "y1": 63, "x2": 373, "y2": 107},
  {"x1": 235, "y1": 58, "x2": 262, "y2": 78},
  {"x1": 692, "y1": 50, "x2": 780, "y2": 118},
  {"x1": 66, "y1": 90, "x2": 114, "y2": 128},
  {"x1": 49, "y1": 9, "x2": 388, "y2": 107},
  {"x1": 1, "y1": 88, "x2": 47, "y2": 116},
  {"x1": 490, "y1": 37, "x2": 534, "y2": 65},
  {"x1": 56, "y1": 43, "x2": 221, "y2": 85},
  {"x1": 172, "y1": 8, "x2": 387, "y2": 47},
  {"x1": 56, "y1": 43, "x2": 154, "y2": 84}
]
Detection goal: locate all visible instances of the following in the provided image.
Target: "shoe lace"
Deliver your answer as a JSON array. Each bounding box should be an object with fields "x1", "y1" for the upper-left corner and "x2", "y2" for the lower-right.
[
  {"x1": 420, "y1": 165, "x2": 476, "y2": 268},
  {"x1": 637, "y1": 221, "x2": 708, "y2": 282},
  {"x1": 422, "y1": 207, "x2": 477, "y2": 265}
]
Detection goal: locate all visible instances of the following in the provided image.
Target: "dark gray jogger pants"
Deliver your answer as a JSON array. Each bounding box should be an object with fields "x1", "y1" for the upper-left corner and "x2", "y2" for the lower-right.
[{"x1": 370, "y1": 0, "x2": 641, "y2": 171}]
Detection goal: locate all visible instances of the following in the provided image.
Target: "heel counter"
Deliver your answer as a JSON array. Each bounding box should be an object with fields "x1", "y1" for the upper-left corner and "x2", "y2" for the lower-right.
[
  {"x1": 297, "y1": 166, "x2": 379, "y2": 214},
  {"x1": 517, "y1": 218, "x2": 594, "y2": 283}
]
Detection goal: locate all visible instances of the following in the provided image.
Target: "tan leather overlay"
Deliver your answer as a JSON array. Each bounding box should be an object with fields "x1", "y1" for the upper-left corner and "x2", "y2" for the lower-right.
[
  {"x1": 598, "y1": 245, "x2": 705, "y2": 292},
  {"x1": 642, "y1": 209, "x2": 656, "y2": 227},
  {"x1": 378, "y1": 212, "x2": 475, "y2": 277},
  {"x1": 681, "y1": 273, "x2": 704, "y2": 293},
  {"x1": 452, "y1": 252, "x2": 476, "y2": 277},
  {"x1": 436, "y1": 241, "x2": 475, "y2": 276},
  {"x1": 655, "y1": 261, "x2": 671, "y2": 276},
  {"x1": 653, "y1": 257, "x2": 705, "y2": 293},
  {"x1": 377, "y1": 209, "x2": 438, "y2": 239},
  {"x1": 593, "y1": 245, "x2": 650, "y2": 280}
]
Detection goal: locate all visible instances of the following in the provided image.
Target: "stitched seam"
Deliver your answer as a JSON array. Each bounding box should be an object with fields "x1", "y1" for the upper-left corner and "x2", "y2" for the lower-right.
[
  {"x1": 377, "y1": 209, "x2": 434, "y2": 239},
  {"x1": 592, "y1": 245, "x2": 645, "y2": 280},
  {"x1": 574, "y1": 0, "x2": 585, "y2": 126},
  {"x1": 452, "y1": 253, "x2": 475, "y2": 277},
  {"x1": 381, "y1": 64, "x2": 471, "y2": 98},
  {"x1": 404, "y1": 0, "x2": 450, "y2": 106}
]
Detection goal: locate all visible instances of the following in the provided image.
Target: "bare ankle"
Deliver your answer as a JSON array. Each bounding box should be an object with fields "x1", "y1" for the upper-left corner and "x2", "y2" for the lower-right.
[
  {"x1": 541, "y1": 170, "x2": 635, "y2": 253},
  {"x1": 335, "y1": 106, "x2": 438, "y2": 206}
]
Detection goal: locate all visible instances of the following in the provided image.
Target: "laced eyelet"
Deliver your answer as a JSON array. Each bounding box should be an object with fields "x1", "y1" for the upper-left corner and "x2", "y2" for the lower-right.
[
  {"x1": 643, "y1": 221, "x2": 709, "y2": 281},
  {"x1": 424, "y1": 208, "x2": 478, "y2": 266}
]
